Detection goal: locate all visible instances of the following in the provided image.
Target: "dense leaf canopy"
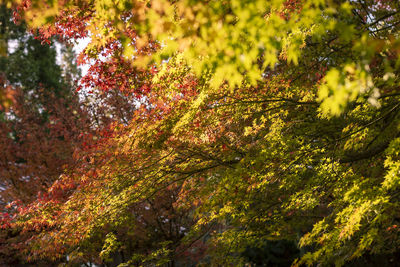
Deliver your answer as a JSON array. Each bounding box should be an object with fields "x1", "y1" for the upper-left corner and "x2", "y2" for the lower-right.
[{"x1": 1, "y1": 0, "x2": 400, "y2": 266}]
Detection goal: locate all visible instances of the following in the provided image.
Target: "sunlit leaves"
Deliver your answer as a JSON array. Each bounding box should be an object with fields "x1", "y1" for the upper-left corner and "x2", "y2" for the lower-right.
[
  {"x1": 318, "y1": 64, "x2": 377, "y2": 117},
  {"x1": 4, "y1": 0, "x2": 400, "y2": 266}
]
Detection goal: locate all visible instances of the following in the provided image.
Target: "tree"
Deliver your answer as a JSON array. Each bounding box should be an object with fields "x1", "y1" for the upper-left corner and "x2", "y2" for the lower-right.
[
  {"x1": 0, "y1": 4, "x2": 93, "y2": 265},
  {"x1": 2, "y1": 0, "x2": 400, "y2": 266},
  {"x1": 0, "y1": 4, "x2": 89, "y2": 204}
]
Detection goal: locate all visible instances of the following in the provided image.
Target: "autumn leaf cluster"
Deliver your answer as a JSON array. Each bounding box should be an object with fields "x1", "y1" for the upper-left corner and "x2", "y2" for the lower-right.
[{"x1": 1, "y1": 0, "x2": 400, "y2": 266}]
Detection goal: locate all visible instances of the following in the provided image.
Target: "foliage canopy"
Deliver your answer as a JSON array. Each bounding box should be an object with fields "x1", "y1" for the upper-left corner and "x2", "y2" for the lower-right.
[{"x1": 1, "y1": 0, "x2": 400, "y2": 266}]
